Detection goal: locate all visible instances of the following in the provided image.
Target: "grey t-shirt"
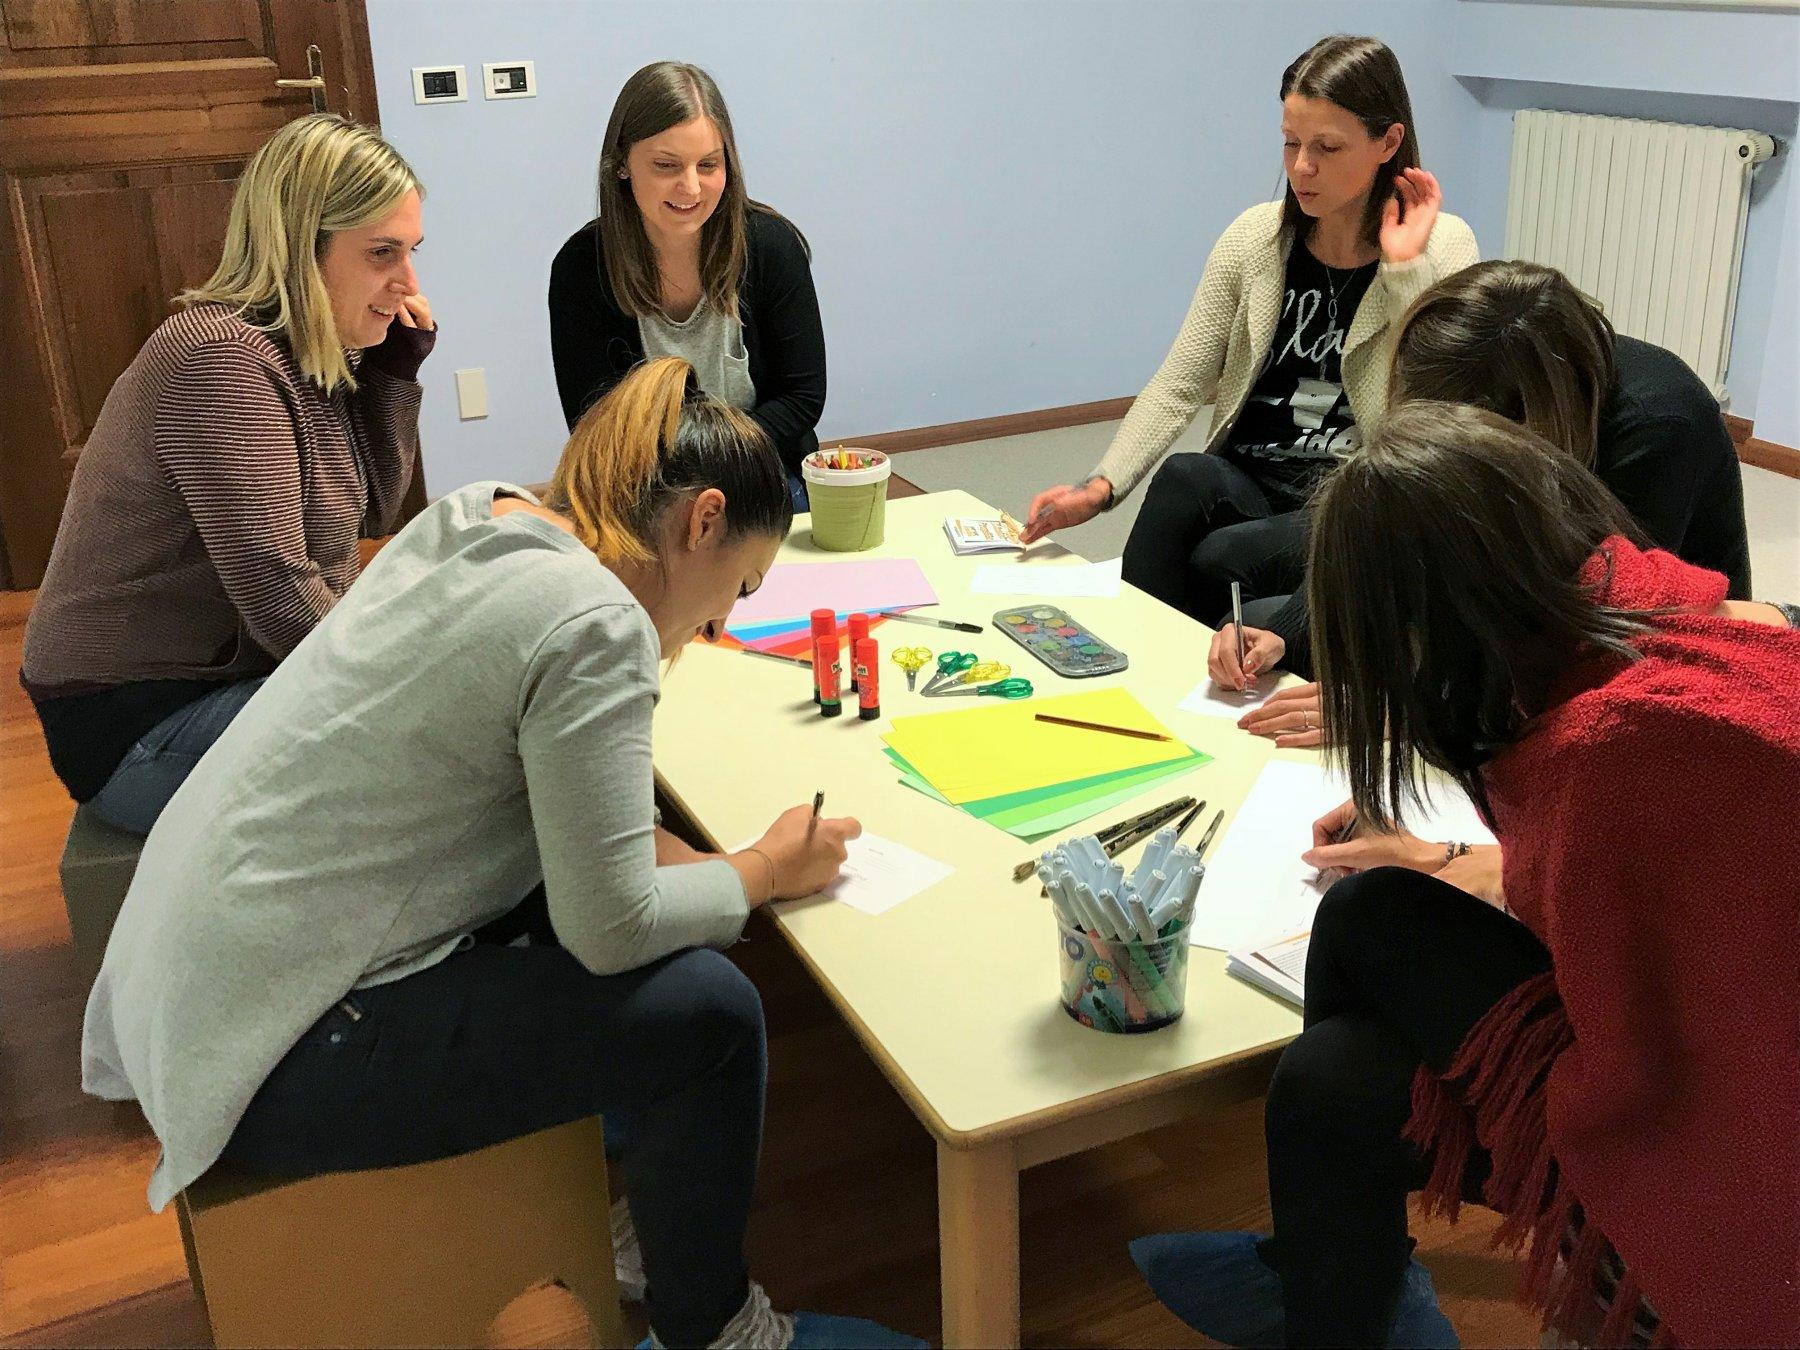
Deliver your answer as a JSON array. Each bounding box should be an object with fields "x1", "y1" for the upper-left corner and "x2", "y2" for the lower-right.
[
  {"x1": 81, "y1": 483, "x2": 749, "y2": 1211},
  {"x1": 637, "y1": 299, "x2": 756, "y2": 412}
]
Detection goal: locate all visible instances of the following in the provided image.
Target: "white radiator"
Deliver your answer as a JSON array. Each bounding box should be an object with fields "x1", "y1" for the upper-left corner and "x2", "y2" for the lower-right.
[{"x1": 1504, "y1": 109, "x2": 1776, "y2": 402}]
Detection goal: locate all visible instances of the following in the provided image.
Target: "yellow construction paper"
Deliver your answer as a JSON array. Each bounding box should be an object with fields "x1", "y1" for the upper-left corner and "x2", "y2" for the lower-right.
[{"x1": 882, "y1": 688, "x2": 1192, "y2": 804}]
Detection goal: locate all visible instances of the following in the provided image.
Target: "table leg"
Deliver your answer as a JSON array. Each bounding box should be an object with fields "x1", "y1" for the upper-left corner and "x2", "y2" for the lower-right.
[{"x1": 937, "y1": 1138, "x2": 1020, "y2": 1348}]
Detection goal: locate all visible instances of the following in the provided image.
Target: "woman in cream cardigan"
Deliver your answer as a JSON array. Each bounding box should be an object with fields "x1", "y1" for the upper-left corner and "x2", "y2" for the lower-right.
[{"x1": 1021, "y1": 34, "x2": 1477, "y2": 628}]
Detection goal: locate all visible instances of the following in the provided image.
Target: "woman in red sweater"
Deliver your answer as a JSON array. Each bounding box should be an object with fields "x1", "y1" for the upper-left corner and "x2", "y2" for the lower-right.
[{"x1": 1133, "y1": 402, "x2": 1798, "y2": 1346}]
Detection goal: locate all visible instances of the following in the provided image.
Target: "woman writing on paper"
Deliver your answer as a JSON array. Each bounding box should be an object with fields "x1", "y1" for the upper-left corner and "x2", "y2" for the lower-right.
[
  {"x1": 550, "y1": 61, "x2": 825, "y2": 511},
  {"x1": 1018, "y1": 33, "x2": 1477, "y2": 627},
  {"x1": 1217, "y1": 259, "x2": 1766, "y2": 748},
  {"x1": 22, "y1": 114, "x2": 435, "y2": 832},
  {"x1": 1131, "y1": 403, "x2": 1798, "y2": 1347},
  {"x1": 82, "y1": 358, "x2": 920, "y2": 1350}
]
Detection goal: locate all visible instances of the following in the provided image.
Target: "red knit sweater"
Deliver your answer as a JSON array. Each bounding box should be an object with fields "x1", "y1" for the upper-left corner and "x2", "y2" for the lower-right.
[{"x1": 1408, "y1": 539, "x2": 1800, "y2": 1347}]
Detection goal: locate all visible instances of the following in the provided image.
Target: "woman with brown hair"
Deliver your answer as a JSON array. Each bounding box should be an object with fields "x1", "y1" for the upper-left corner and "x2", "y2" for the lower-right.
[
  {"x1": 1215, "y1": 258, "x2": 1755, "y2": 722},
  {"x1": 82, "y1": 358, "x2": 920, "y2": 1350},
  {"x1": 550, "y1": 61, "x2": 824, "y2": 510},
  {"x1": 1133, "y1": 403, "x2": 1798, "y2": 1348},
  {"x1": 1019, "y1": 34, "x2": 1477, "y2": 628}
]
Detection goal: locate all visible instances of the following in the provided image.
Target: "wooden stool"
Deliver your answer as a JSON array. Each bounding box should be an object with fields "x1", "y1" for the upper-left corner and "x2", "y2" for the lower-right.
[
  {"x1": 57, "y1": 803, "x2": 144, "y2": 974},
  {"x1": 176, "y1": 1116, "x2": 626, "y2": 1348}
]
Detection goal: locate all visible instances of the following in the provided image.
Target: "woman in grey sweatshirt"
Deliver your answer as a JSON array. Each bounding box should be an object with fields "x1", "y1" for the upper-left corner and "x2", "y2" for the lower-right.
[{"x1": 82, "y1": 358, "x2": 921, "y2": 1350}]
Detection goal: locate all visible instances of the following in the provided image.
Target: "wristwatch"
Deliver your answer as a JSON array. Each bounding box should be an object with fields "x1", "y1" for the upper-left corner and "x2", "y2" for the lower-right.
[
  {"x1": 1081, "y1": 475, "x2": 1116, "y2": 512},
  {"x1": 1772, "y1": 600, "x2": 1800, "y2": 630}
]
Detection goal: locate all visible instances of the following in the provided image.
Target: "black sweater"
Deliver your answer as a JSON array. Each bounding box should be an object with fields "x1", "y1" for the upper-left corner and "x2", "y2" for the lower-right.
[
  {"x1": 1269, "y1": 334, "x2": 1754, "y2": 673},
  {"x1": 548, "y1": 208, "x2": 826, "y2": 477}
]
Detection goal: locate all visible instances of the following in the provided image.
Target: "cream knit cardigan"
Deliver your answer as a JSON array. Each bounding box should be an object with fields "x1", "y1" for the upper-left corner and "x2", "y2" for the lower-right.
[{"x1": 1093, "y1": 200, "x2": 1480, "y2": 500}]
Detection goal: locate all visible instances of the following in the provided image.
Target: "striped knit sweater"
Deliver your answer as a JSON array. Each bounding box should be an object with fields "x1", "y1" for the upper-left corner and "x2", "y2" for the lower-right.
[{"x1": 22, "y1": 303, "x2": 430, "y2": 791}]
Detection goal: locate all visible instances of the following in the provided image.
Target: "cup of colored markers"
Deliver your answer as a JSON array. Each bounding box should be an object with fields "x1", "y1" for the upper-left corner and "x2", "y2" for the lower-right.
[
  {"x1": 1039, "y1": 825, "x2": 1205, "y2": 1033},
  {"x1": 802, "y1": 448, "x2": 891, "y2": 552}
]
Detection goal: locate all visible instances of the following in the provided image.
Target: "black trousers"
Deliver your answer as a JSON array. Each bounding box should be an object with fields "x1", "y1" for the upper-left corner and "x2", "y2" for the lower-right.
[
  {"x1": 218, "y1": 893, "x2": 766, "y2": 1349},
  {"x1": 1120, "y1": 453, "x2": 1310, "y2": 624},
  {"x1": 1264, "y1": 867, "x2": 1553, "y2": 1346}
]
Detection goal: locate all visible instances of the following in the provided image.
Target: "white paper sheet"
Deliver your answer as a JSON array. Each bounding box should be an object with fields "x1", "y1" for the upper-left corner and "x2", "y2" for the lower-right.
[
  {"x1": 735, "y1": 832, "x2": 954, "y2": 917},
  {"x1": 1189, "y1": 761, "x2": 1497, "y2": 952},
  {"x1": 968, "y1": 556, "x2": 1123, "y2": 599},
  {"x1": 1177, "y1": 674, "x2": 1281, "y2": 719}
]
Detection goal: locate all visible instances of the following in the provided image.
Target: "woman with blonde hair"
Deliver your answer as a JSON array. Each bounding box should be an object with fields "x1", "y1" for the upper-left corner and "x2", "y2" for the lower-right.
[
  {"x1": 550, "y1": 61, "x2": 824, "y2": 509},
  {"x1": 22, "y1": 112, "x2": 435, "y2": 832},
  {"x1": 1020, "y1": 34, "x2": 1477, "y2": 628},
  {"x1": 82, "y1": 357, "x2": 921, "y2": 1350}
]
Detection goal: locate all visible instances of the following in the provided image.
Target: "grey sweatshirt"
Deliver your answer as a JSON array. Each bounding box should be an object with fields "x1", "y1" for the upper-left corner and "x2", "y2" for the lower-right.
[{"x1": 82, "y1": 483, "x2": 749, "y2": 1211}]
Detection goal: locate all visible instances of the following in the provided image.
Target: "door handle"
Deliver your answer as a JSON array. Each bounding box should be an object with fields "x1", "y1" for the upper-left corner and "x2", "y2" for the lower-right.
[{"x1": 275, "y1": 44, "x2": 328, "y2": 114}]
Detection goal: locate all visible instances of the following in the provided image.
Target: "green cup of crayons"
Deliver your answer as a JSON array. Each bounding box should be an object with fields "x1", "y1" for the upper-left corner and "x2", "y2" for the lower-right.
[
  {"x1": 1056, "y1": 916, "x2": 1192, "y2": 1033},
  {"x1": 803, "y1": 447, "x2": 890, "y2": 551}
]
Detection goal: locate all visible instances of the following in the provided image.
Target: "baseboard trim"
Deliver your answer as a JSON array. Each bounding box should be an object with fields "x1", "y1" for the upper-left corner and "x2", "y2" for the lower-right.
[
  {"x1": 830, "y1": 396, "x2": 1134, "y2": 455},
  {"x1": 1726, "y1": 414, "x2": 1800, "y2": 479}
]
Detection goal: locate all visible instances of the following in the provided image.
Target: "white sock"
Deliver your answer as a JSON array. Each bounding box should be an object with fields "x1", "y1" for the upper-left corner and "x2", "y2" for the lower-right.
[
  {"x1": 647, "y1": 1281, "x2": 795, "y2": 1350},
  {"x1": 611, "y1": 1197, "x2": 646, "y2": 1303}
]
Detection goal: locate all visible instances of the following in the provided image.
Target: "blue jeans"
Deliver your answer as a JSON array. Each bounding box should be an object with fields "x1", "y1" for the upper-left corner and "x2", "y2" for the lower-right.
[
  {"x1": 87, "y1": 678, "x2": 266, "y2": 835},
  {"x1": 788, "y1": 470, "x2": 810, "y2": 513}
]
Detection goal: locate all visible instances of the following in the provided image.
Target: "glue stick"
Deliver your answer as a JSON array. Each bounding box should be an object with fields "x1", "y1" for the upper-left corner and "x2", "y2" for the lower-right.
[
  {"x1": 815, "y1": 636, "x2": 842, "y2": 718},
  {"x1": 847, "y1": 613, "x2": 871, "y2": 691},
  {"x1": 809, "y1": 609, "x2": 836, "y2": 705},
  {"x1": 854, "y1": 637, "x2": 880, "y2": 721}
]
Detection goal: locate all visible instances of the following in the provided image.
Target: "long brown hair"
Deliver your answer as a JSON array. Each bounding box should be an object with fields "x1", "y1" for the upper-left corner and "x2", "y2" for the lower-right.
[
  {"x1": 1279, "y1": 35, "x2": 1419, "y2": 251},
  {"x1": 594, "y1": 61, "x2": 803, "y2": 320},
  {"x1": 1308, "y1": 402, "x2": 1651, "y2": 830},
  {"x1": 545, "y1": 357, "x2": 791, "y2": 569},
  {"x1": 1390, "y1": 260, "x2": 1618, "y2": 467}
]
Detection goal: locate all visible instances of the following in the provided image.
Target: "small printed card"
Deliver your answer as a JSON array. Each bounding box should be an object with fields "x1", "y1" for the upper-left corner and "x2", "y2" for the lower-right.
[{"x1": 944, "y1": 515, "x2": 1026, "y2": 556}]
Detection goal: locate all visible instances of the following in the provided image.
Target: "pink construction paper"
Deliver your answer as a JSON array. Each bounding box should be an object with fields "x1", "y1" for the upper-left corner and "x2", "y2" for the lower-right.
[{"x1": 725, "y1": 560, "x2": 938, "y2": 634}]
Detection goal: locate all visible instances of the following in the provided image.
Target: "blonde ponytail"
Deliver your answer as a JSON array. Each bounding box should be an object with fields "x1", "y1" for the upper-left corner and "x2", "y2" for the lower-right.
[{"x1": 547, "y1": 356, "x2": 792, "y2": 569}]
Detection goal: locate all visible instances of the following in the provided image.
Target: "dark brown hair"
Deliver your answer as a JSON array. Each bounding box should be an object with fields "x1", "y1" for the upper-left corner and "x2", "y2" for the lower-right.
[
  {"x1": 1279, "y1": 35, "x2": 1420, "y2": 250},
  {"x1": 546, "y1": 356, "x2": 791, "y2": 569},
  {"x1": 1308, "y1": 401, "x2": 1651, "y2": 830},
  {"x1": 594, "y1": 61, "x2": 803, "y2": 321},
  {"x1": 1390, "y1": 259, "x2": 1618, "y2": 467}
]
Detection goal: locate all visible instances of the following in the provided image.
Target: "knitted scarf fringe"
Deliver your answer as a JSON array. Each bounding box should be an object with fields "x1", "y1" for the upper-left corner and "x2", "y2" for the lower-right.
[{"x1": 1404, "y1": 971, "x2": 1669, "y2": 1349}]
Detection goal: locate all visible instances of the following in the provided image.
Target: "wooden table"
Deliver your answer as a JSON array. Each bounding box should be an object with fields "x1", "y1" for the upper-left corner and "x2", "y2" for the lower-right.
[{"x1": 653, "y1": 490, "x2": 1308, "y2": 1346}]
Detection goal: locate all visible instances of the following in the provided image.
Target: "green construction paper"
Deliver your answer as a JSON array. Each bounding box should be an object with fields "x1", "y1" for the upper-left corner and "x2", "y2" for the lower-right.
[
  {"x1": 884, "y1": 744, "x2": 1209, "y2": 819},
  {"x1": 887, "y1": 744, "x2": 1211, "y2": 838}
]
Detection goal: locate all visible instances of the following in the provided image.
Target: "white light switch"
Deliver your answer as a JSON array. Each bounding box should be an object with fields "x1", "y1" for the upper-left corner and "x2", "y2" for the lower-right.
[
  {"x1": 455, "y1": 368, "x2": 489, "y2": 420},
  {"x1": 482, "y1": 60, "x2": 536, "y2": 100}
]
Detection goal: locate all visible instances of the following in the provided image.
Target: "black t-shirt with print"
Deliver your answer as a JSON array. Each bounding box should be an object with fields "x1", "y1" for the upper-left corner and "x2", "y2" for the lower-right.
[{"x1": 1221, "y1": 242, "x2": 1377, "y2": 510}]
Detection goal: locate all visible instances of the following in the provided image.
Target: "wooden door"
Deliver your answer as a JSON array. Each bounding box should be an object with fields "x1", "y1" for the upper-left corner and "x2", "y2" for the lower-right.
[{"x1": 0, "y1": 1, "x2": 383, "y2": 589}]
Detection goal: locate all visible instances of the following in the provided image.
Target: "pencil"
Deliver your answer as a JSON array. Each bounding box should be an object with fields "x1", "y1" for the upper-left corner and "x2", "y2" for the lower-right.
[
  {"x1": 1034, "y1": 713, "x2": 1172, "y2": 742},
  {"x1": 806, "y1": 790, "x2": 824, "y2": 844},
  {"x1": 878, "y1": 610, "x2": 984, "y2": 634},
  {"x1": 738, "y1": 647, "x2": 812, "y2": 668}
]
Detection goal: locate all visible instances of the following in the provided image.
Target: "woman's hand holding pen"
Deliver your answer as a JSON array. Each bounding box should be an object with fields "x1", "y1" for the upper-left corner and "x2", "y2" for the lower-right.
[
  {"x1": 1208, "y1": 624, "x2": 1286, "y2": 692},
  {"x1": 738, "y1": 802, "x2": 862, "y2": 906},
  {"x1": 1301, "y1": 800, "x2": 1440, "y2": 874}
]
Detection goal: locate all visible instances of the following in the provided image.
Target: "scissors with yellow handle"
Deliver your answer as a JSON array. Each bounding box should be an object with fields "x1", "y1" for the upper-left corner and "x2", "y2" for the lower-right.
[
  {"x1": 921, "y1": 661, "x2": 1011, "y2": 695},
  {"x1": 890, "y1": 646, "x2": 932, "y2": 691}
]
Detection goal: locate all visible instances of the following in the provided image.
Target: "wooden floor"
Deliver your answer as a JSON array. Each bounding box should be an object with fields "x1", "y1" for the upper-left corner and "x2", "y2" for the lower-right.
[{"x1": 0, "y1": 488, "x2": 1538, "y2": 1347}]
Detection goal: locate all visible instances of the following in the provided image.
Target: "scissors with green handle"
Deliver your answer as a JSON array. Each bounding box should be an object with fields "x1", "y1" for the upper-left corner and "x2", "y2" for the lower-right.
[
  {"x1": 921, "y1": 661, "x2": 1010, "y2": 695},
  {"x1": 920, "y1": 650, "x2": 978, "y2": 695},
  {"x1": 930, "y1": 677, "x2": 1034, "y2": 700},
  {"x1": 891, "y1": 645, "x2": 932, "y2": 691}
]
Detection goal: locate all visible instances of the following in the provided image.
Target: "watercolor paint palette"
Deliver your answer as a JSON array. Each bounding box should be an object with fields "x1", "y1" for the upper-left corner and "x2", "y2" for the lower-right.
[{"x1": 993, "y1": 605, "x2": 1129, "y2": 678}]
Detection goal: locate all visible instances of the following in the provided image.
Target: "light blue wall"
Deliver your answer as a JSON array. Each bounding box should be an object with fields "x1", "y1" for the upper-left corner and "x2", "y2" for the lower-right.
[
  {"x1": 1450, "y1": 0, "x2": 1800, "y2": 441},
  {"x1": 366, "y1": 0, "x2": 1471, "y2": 492},
  {"x1": 366, "y1": 0, "x2": 1798, "y2": 493}
]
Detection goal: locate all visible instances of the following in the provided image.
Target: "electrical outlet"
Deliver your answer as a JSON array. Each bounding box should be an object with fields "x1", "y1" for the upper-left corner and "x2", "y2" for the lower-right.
[
  {"x1": 455, "y1": 368, "x2": 489, "y2": 421},
  {"x1": 411, "y1": 65, "x2": 467, "y2": 105},
  {"x1": 482, "y1": 60, "x2": 536, "y2": 100}
]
